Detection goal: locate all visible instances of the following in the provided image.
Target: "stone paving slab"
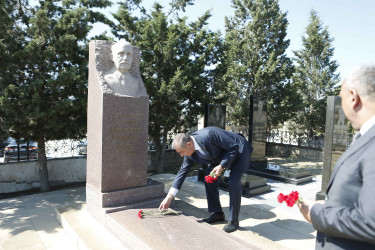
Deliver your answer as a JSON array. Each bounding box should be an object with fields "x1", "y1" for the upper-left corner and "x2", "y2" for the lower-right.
[
  {"x1": 0, "y1": 188, "x2": 81, "y2": 250},
  {"x1": 150, "y1": 173, "x2": 320, "y2": 250},
  {"x1": 107, "y1": 200, "x2": 260, "y2": 250},
  {"x1": 0, "y1": 168, "x2": 322, "y2": 250}
]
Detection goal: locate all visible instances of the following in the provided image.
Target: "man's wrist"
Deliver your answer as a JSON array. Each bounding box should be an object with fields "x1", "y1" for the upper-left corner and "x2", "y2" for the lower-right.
[
  {"x1": 167, "y1": 194, "x2": 174, "y2": 199},
  {"x1": 168, "y1": 187, "x2": 178, "y2": 197}
]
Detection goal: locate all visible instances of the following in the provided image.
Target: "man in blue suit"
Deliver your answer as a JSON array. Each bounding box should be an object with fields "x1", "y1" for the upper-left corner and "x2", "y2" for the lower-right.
[
  {"x1": 298, "y1": 64, "x2": 375, "y2": 249},
  {"x1": 159, "y1": 126, "x2": 253, "y2": 233}
]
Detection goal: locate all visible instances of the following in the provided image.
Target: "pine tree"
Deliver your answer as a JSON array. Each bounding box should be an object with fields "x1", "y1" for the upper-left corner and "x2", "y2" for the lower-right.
[
  {"x1": 111, "y1": 0, "x2": 224, "y2": 172},
  {"x1": 223, "y1": 0, "x2": 295, "y2": 128},
  {"x1": 0, "y1": 0, "x2": 111, "y2": 191},
  {"x1": 293, "y1": 10, "x2": 340, "y2": 136},
  {"x1": 0, "y1": 0, "x2": 29, "y2": 140}
]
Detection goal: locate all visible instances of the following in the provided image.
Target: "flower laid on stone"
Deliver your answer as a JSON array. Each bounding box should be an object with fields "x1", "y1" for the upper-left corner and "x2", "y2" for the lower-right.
[
  {"x1": 277, "y1": 191, "x2": 303, "y2": 207},
  {"x1": 137, "y1": 209, "x2": 182, "y2": 219}
]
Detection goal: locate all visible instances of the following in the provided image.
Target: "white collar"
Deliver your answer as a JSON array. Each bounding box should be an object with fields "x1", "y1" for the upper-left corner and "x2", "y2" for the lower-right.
[
  {"x1": 191, "y1": 136, "x2": 202, "y2": 151},
  {"x1": 360, "y1": 115, "x2": 375, "y2": 136}
]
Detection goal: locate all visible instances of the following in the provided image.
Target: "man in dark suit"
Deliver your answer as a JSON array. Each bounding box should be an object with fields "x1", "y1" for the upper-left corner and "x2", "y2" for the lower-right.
[
  {"x1": 298, "y1": 64, "x2": 375, "y2": 249},
  {"x1": 159, "y1": 126, "x2": 253, "y2": 233}
]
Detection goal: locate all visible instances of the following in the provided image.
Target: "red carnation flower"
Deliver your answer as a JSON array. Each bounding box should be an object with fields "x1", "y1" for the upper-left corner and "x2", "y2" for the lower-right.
[
  {"x1": 205, "y1": 175, "x2": 213, "y2": 183},
  {"x1": 204, "y1": 169, "x2": 221, "y2": 183},
  {"x1": 138, "y1": 210, "x2": 143, "y2": 219},
  {"x1": 277, "y1": 193, "x2": 286, "y2": 203},
  {"x1": 277, "y1": 191, "x2": 302, "y2": 207}
]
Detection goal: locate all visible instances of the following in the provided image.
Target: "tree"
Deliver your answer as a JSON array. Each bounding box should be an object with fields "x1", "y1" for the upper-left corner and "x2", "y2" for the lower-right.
[
  {"x1": 293, "y1": 10, "x2": 340, "y2": 135},
  {"x1": 0, "y1": 0, "x2": 30, "y2": 140},
  {"x1": 223, "y1": 0, "x2": 296, "y2": 128},
  {"x1": 0, "y1": 0, "x2": 111, "y2": 192},
  {"x1": 110, "y1": 0, "x2": 224, "y2": 172}
]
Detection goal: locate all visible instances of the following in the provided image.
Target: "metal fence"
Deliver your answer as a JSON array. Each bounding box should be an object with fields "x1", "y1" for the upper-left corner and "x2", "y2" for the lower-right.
[
  {"x1": 1, "y1": 128, "x2": 355, "y2": 163},
  {"x1": 266, "y1": 130, "x2": 324, "y2": 149},
  {"x1": 0, "y1": 139, "x2": 86, "y2": 163},
  {"x1": 267, "y1": 129, "x2": 355, "y2": 149},
  {"x1": 45, "y1": 139, "x2": 87, "y2": 158}
]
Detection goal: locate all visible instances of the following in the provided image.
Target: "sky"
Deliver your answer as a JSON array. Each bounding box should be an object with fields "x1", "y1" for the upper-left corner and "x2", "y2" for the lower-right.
[{"x1": 90, "y1": 0, "x2": 375, "y2": 79}]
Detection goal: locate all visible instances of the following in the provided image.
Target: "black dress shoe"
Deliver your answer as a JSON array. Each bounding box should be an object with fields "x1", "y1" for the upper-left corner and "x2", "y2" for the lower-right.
[
  {"x1": 202, "y1": 212, "x2": 225, "y2": 224},
  {"x1": 223, "y1": 220, "x2": 239, "y2": 233}
]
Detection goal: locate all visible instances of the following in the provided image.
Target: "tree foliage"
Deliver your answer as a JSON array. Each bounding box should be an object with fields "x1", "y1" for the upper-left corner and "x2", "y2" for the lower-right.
[
  {"x1": 0, "y1": 0, "x2": 111, "y2": 191},
  {"x1": 223, "y1": 0, "x2": 296, "y2": 128},
  {"x1": 0, "y1": 0, "x2": 28, "y2": 140},
  {"x1": 292, "y1": 10, "x2": 340, "y2": 135},
  {"x1": 110, "y1": 0, "x2": 224, "y2": 172}
]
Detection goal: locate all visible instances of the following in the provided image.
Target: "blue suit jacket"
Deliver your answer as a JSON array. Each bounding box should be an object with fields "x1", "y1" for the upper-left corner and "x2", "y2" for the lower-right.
[
  {"x1": 171, "y1": 127, "x2": 252, "y2": 191},
  {"x1": 311, "y1": 124, "x2": 375, "y2": 249}
]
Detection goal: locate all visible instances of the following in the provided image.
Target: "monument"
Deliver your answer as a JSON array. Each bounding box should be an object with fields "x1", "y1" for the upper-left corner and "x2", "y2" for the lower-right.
[
  {"x1": 247, "y1": 96, "x2": 312, "y2": 185},
  {"x1": 204, "y1": 104, "x2": 226, "y2": 129},
  {"x1": 250, "y1": 96, "x2": 268, "y2": 163},
  {"x1": 78, "y1": 40, "x2": 259, "y2": 249},
  {"x1": 316, "y1": 96, "x2": 348, "y2": 200},
  {"x1": 86, "y1": 40, "x2": 164, "y2": 223},
  {"x1": 198, "y1": 104, "x2": 226, "y2": 181}
]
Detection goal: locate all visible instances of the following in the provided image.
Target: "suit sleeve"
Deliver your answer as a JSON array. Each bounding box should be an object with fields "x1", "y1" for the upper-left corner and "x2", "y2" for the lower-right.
[
  {"x1": 310, "y1": 150, "x2": 375, "y2": 244},
  {"x1": 171, "y1": 156, "x2": 194, "y2": 191}
]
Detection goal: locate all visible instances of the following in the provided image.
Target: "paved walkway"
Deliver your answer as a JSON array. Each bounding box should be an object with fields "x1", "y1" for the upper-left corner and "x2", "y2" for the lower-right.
[
  {"x1": 157, "y1": 173, "x2": 321, "y2": 250},
  {"x1": 0, "y1": 158, "x2": 323, "y2": 250}
]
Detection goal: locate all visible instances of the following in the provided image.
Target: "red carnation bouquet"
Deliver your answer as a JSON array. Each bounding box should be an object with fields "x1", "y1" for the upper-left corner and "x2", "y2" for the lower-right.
[
  {"x1": 204, "y1": 168, "x2": 227, "y2": 183},
  {"x1": 204, "y1": 171, "x2": 218, "y2": 183},
  {"x1": 277, "y1": 191, "x2": 303, "y2": 207}
]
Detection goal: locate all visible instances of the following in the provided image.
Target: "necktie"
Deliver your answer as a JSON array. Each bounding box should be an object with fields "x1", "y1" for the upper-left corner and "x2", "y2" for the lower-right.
[{"x1": 351, "y1": 132, "x2": 361, "y2": 145}]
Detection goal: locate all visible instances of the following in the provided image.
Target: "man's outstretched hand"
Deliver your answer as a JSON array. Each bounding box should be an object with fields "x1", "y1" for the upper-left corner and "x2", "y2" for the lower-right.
[{"x1": 159, "y1": 194, "x2": 174, "y2": 210}]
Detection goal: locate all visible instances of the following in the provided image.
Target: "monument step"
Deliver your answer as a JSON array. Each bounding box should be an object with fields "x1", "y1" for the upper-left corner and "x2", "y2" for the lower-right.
[
  {"x1": 248, "y1": 169, "x2": 313, "y2": 185},
  {"x1": 56, "y1": 199, "x2": 261, "y2": 250},
  {"x1": 56, "y1": 204, "x2": 126, "y2": 250},
  {"x1": 105, "y1": 198, "x2": 261, "y2": 250}
]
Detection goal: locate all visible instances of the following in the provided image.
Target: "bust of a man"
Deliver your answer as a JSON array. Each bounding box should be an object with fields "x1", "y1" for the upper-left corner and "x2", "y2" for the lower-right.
[{"x1": 104, "y1": 41, "x2": 147, "y2": 97}]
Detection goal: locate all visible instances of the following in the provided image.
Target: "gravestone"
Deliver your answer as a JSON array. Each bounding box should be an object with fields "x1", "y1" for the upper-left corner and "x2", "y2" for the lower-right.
[
  {"x1": 219, "y1": 173, "x2": 271, "y2": 197},
  {"x1": 250, "y1": 95, "x2": 268, "y2": 163},
  {"x1": 247, "y1": 96, "x2": 312, "y2": 185},
  {"x1": 316, "y1": 96, "x2": 348, "y2": 200},
  {"x1": 86, "y1": 40, "x2": 164, "y2": 223},
  {"x1": 198, "y1": 104, "x2": 227, "y2": 182},
  {"x1": 204, "y1": 104, "x2": 226, "y2": 129}
]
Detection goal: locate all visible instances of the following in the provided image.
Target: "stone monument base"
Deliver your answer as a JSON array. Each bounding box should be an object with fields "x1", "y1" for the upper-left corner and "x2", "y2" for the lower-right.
[
  {"x1": 251, "y1": 157, "x2": 268, "y2": 168},
  {"x1": 198, "y1": 165, "x2": 271, "y2": 197},
  {"x1": 219, "y1": 174, "x2": 271, "y2": 197},
  {"x1": 105, "y1": 198, "x2": 260, "y2": 250},
  {"x1": 57, "y1": 198, "x2": 260, "y2": 250},
  {"x1": 86, "y1": 178, "x2": 165, "y2": 224},
  {"x1": 248, "y1": 163, "x2": 313, "y2": 185},
  {"x1": 315, "y1": 191, "x2": 327, "y2": 201}
]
